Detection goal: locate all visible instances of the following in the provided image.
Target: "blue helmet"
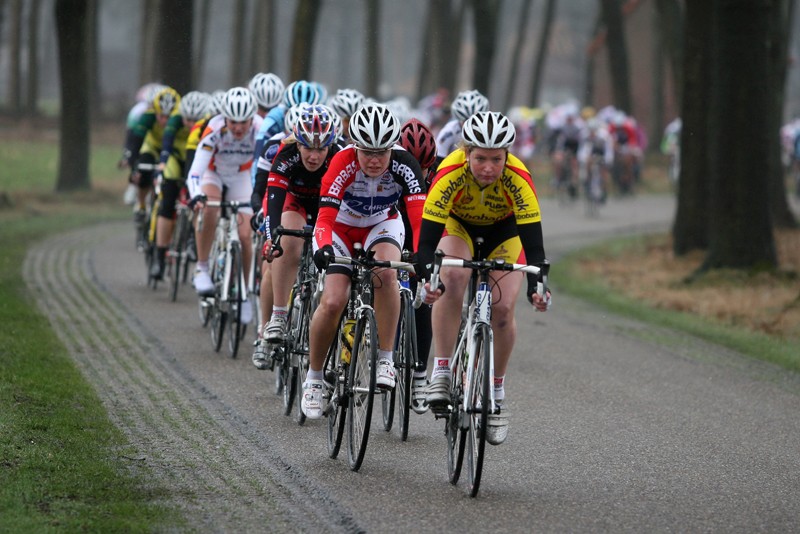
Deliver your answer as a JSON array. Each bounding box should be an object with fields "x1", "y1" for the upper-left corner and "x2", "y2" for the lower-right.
[{"x1": 283, "y1": 80, "x2": 325, "y2": 108}]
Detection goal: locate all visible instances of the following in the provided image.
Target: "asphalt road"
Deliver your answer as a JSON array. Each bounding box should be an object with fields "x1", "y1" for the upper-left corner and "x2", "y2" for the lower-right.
[{"x1": 25, "y1": 194, "x2": 800, "y2": 533}]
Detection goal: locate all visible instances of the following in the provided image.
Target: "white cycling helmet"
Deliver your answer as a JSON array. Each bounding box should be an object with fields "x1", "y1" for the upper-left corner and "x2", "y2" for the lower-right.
[
  {"x1": 451, "y1": 89, "x2": 489, "y2": 123},
  {"x1": 330, "y1": 88, "x2": 365, "y2": 118},
  {"x1": 461, "y1": 111, "x2": 516, "y2": 149},
  {"x1": 209, "y1": 90, "x2": 226, "y2": 116},
  {"x1": 248, "y1": 72, "x2": 285, "y2": 109},
  {"x1": 284, "y1": 104, "x2": 306, "y2": 135},
  {"x1": 222, "y1": 87, "x2": 257, "y2": 122},
  {"x1": 179, "y1": 91, "x2": 210, "y2": 121},
  {"x1": 330, "y1": 112, "x2": 343, "y2": 141},
  {"x1": 348, "y1": 103, "x2": 400, "y2": 150}
]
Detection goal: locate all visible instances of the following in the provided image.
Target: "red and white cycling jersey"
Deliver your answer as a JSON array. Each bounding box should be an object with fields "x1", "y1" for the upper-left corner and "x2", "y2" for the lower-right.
[
  {"x1": 314, "y1": 146, "x2": 426, "y2": 250},
  {"x1": 187, "y1": 114, "x2": 264, "y2": 198}
]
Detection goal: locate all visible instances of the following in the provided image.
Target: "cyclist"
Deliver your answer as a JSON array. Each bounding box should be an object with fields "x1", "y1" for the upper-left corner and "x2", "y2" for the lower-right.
[
  {"x1": 187, "y1": 87, "x2": 263, "y2": 326},
  {"x1": 248, "y1": 72, "x2": 285, "y2": 119},
  {"x1": 397, "y1": 118, "x2": 438, "y2": 413},
  {"x1": 329, "y1": 88, "x2": 365, "y2": 143},
  {"x1": 577, "y1": 118, "x2": 613, "y2": 203},
  {"x1": 120, "y1": 83, "x2": 165, "y2": 205},
  {"x1": 552, "y1": 109, "x2": 583, "y2": 200},
  {"x1": 149, "y1": 90, "x2": 210, "y2": 279},
  {"x1": 416, "y1": 111, "x2": 552, "y2": 445},
  {"x1": 250, "y1": 103, "x2": 309, "y2": 364},
  {"x1": 119, "y1": 86, "x2": 181, "y2": 236},
  {"x1": 300, "y1": 104, "x2": 426, "y2": 419},
  {"x1": 434, "y1": 89, "x2": 489, "y2": 164},
  {"x1": 251, "y1": 104, "x2": 341, "y2": 369}
]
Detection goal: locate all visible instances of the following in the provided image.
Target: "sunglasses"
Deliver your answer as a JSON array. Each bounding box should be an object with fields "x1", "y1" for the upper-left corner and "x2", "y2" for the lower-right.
[{"x1": 356, "y1": 148, "x2": 390, "y2": 159}]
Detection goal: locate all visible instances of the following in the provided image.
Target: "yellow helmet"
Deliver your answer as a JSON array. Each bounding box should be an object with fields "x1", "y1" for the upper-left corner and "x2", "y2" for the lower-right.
[{"x1": 153, "y1": 86, "x2": 181, "y2": 116}]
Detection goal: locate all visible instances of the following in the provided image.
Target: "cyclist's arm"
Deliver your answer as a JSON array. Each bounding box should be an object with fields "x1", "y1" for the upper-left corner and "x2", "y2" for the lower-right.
[
  {"x1": 186, "y1": 135, "x2": 215, "y2": 199},
  {"x1": 159, "y1": 114, "x2": 183, "y2": 165}
]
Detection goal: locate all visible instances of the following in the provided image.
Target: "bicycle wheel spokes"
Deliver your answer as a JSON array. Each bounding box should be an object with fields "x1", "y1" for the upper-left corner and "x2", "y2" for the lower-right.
[
  {"x1": 347, "y1": 310, "x2": 377, "y2": 471},
  {"x1": 326, "y1": 323, "x2": 346, "y2": 458},
  {"x1": 397, "y1": 293, "x2": 415, "y2": 441},
  {"x1": 466, "y1": 323, "x2": 492, "y2": 497},
  {"x1": 226, "y1": 242, "x2": 243, "y2": 358},
  {"x1": 447, "y1": 353, "x2": 466, "y2": 484}
]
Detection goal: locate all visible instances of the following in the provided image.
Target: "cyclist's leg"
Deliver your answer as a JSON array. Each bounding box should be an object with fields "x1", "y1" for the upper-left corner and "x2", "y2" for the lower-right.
[
  {"x1": 154, "y1": 174, "x2": 182, "y2": 279},
  {"x1": 266, "y1": 206, "x2": 307, "y2": 341},
  {"x1": 193, "y1": 172, "x2": 221, "y2": 294}
]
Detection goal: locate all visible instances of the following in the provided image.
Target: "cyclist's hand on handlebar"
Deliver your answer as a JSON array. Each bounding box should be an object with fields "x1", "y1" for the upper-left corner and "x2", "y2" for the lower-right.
[
  {"x1": 250, "y1": 212, "x2": 263, "y2": 232},
  {"x1": 189, "y1": 194, "x2": 207, "y2": 211},
  {"x1": 419, "y1": 280, "x2": 445, "y2": 305},
  {"x1": 262, "y1": 239, "x2": 283, "y2": 262},
  {"x1": 529, "y1": 289, "x2": 552, "y2": 312},
  {"x1": 313, "y1": 244, "x2": 334, "y2": 270}
]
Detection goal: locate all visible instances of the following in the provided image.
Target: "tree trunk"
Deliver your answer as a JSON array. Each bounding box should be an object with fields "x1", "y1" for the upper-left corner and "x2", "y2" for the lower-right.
[
  {"x1": 229, "y1": 0, "x2": 247, "y2": 86},
  {"x1": 767, "y1": 0, "x2": 797, "y2": 228},
  {"x1": 672, "y1": 0, "x2": 712, "y2": 255},
  {"x1": 601, "y1": 0, "x2": 633, "y2": 114},
  {"x1": 87, "y1": 0, "x2": 101, "y2": 118},
  {"x1": 157, "y1": 0, "x2": 193, "y2": 94},
  {"x1": 289, "y1": 0, "x2": 321, "y2": 82},
  {"x1": 194, "y1": 0, "x2": 211, "y2": 87},
  {"x1": 415, "y1": 1, "x2": 435, "y2": 101},
  {"x1": 583, "y1": 11, "x2": 603, "y2": 106},
  {"x1": 502, "y1": 0, "x2": 532, "y2": 111},
  {"x1": 8, "y1": 0, "x2": 22, "y2": 115},
  {"x1": 139, "y1": 0, "x2": 160, "y2": 85},
  {"x1": 250, "y1": 0, "x2": 274, "y2": 73},
  {"x1": 470, "y1": 0, "x2": 500, "y2": 96},
  {"x1": 654, "y1": 0, "x2": 684, "y2": 111},
  {"x1": 365, "y1": 0, "x2": 381, "y2": 97},
  {"x1": 55, "y1": 0, "x2": 90, "y2": 192},
  {"x1": 25, "y1": 0, "x2": 41, "y2": 116},
  {"x1": 529, "y1": 0, "x2": 557, "y2": 107},
  {"x1": 649, "y1": 1, "x2": 664, "y2": 152},
  {"x1": 703, "y1": 0, "x2": 777, "y2": 270},
  {"x1": 440, "y1": 0, "x2": 463, "y2": 97}
]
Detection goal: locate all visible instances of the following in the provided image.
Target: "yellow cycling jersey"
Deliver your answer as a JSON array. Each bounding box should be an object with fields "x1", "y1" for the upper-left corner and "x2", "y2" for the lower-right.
[{"x1": 422, "y1": 149, "x2": 541, "y2": 226}]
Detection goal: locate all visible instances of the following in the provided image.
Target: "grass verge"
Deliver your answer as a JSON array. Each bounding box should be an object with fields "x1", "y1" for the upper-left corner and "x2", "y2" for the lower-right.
[{"x1": 553, "y1": 235, "x2": 800, "y2": 374}]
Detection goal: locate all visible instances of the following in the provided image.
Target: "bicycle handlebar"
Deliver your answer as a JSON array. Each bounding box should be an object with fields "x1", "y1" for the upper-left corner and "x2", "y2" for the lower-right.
[
  {"x1": 328, "y1": 255, "x2": 416, "y2": 275},
  {"x1": 430, "y1": 249, "x2": 550, "y2": 297}
]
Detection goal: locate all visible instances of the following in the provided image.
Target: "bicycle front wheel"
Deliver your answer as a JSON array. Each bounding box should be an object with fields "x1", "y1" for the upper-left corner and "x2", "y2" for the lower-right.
[
  {"x1": 466, "y1": 323, "x2": 492, "y2": 497},
  {"x1": 226, "y1": 242, "x2": 243, "y2": 358},
  {"x1": 168, "y1": 210, "x2": 189, "y2": 302},
  {"x1": 326, "y1": 319, "x2": 346, "y2": 459},
  {"x1": 347, "y1": 308, "x2": 377, "y2": 471},
  {"x1": 396, "y1": 291, "x2": 416, "y2": 441}
]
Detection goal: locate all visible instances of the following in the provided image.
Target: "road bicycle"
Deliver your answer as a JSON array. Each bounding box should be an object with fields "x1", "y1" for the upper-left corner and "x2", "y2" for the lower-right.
[
  {"x1": 268, "y1": 223, "x2": 321, "y2": 424},
  {"x1": 322, "y1": 245, "x2": 416, "y2": 471},
  {"x1": 380, "y1": 250, "x2": 422, "y2": 442},
  {"x1": 555, "y1": 149, "x2": 578, "y2": 206},
  {"x1": 247, "y1": 213, "x2": 265, "y2": 344},
  {"x1": 584, "y1": 153, "x2": 606, "y2": 218},
  {"x1": 165, "y1": 183, "x2": 195, "y2": 302},
  {"x1": 429, "y1": 245, "x2": 548, "y2": 497},
  {"x1": 133, "y1": 161, "x2": 157, "y2": 253},
  {"x1": 197, "y1": 197, "x2": 248, "y2": 358}
]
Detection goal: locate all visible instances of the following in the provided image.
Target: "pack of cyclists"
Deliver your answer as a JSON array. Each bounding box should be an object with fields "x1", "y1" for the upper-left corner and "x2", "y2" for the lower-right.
[{"x1": 118, "y1": 75, "x2": 553, "y2": 466}]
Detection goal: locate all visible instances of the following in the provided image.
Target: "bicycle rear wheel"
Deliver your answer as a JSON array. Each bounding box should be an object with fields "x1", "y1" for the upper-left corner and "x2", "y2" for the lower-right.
[
  {"x1": 447, "y1": 350, "x2": 466, "y2": 484},
  {"x1": 347, "y1": 309, "x2": 377, "y2": 471},
  {"x1": 326, "y1": 319, "x2": 346, "y2": 459},
  {"x1": 168, "y1": 210, "x2": 189, "y2": 302},
  {"x1": 226, "y1": 242, "x2": 243, "y2": 358},
  {"x1": 466, "y1": 323, "x2": 492, "y2": 497}
]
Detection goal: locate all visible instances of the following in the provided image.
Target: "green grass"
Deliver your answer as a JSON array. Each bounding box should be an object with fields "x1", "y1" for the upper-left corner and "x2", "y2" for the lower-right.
[
  {"x1": 553, "y1": 237, "x2": 800, "y2": 374},
  {"x1": 0, "y1": 143, "x2": 178, "y2": 530}
]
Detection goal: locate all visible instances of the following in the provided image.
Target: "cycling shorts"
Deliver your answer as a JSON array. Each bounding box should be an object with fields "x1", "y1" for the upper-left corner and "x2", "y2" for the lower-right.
[
  {"x1": 200, "y1": 169, "x2": 254, "y2": 214},
  {"x1": 317, "y1": 214, "x2": 404, "y2": 275},
  {"x1": 157, "y1": 178, "x2": 185, "y2": 219},
  {"x1": 443, "y1": 215, "x2": 523, "y2": 263}
]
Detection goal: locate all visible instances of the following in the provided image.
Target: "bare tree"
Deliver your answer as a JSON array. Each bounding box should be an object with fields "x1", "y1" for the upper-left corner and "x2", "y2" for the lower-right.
[
  {"x1": 529, "y1": 0, "x2": 557, "y2": 107},
  {"x1": 655, "y1": 0, "x2": 684, "y2": 110},
  {"x1": 25, "y1": 0, "x2": 41, "y2": 116},
  {"x1": 365, "y1": 0, "x2": 381, "y2": 97},
  {"x1": 139, "y1": 0, "x2": 160, "y2": 85},
  {"x1": 703, "y1": 0, "x2": 776, "y2": 270},
  {"x1": 502, "y1": 0, "x2": 533, "y2": 111},
  {"x1": 194, "y1": 0, "x2": 211, "y2": 88},
  {"x1": 87, "y1": 0, "x2": 101, "y2": 117},
  {"x1": 229, "y1": 0, "x2": 247, "y2": 86},
  {"x1": 416, "y1": 0, "x2": 463, "y2": 100},
  {"x1": 55, "y1": 0, "x2": 90, "y2": 192},
  {"x1": 649, "y1": 2, "x2": 664, "y2": 151},
  {"x1": 157, "y1": 0, "x2": 193, "y2": 93},
  {"x1": 672, "y1": 1, "x2": 711, "y2": 255},
  {"x1": 600, "y1": 0, "x2": 632, "y2": 114},
  {"x1": 249, "y1": 0, "x2": 275, "y2": 74},
  {"x1": 470, "y1": 0, "x2": 500, "y2": 96},
  {"x1": 289, "y1": 0, "x2": 321, "y2": 81},
  {"x1": 8, "y1": 0, "x2": 22, "y2": 115}
]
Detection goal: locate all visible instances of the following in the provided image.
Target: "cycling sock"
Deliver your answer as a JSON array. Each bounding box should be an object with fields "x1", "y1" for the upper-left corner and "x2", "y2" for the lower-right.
[
  {"x1": 307, "y1": 369, "x2": 324, "y2": 382},
  {"x1": 197, "y1": 261, "x2": 209, "y2": 272},
  {"x1": 413, "y1": 370, "x2": 427, "y2": 380},
  {"x1": 271, "y1": 306, "x2": 288, "y2": 320},
  {"x1": 379, "y1": 349, "x2": 393, "y2": 363},
  {"x1": 156, "y1": 246, "x2": 167, "y2": 263},
  {"x1": 431, "y1": 357, "x2": 450, "y2": 379},
  {"x1": 494, "y1": 375, "x2": 505, "y2": 402}
]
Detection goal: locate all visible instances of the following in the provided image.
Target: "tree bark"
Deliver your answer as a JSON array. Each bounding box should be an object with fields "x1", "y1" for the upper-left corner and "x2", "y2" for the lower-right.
[
  {"x1": 703, "y1": 0, "x2": 777, "y2": 270},
  {"x1": 502, "y1": 0, "x2": 532, "y2": 111},
  {"x1": 672, "y1": 0, "x2": 711, "y2": 255},
  {"x1": 529, "y1": 0, "x2": 557, "y2": 107},
  {"x1": 290, "y1": 0, "x2": 321, "y2": 82},
  {"x1": 440, "y1": 0, "x2": 463, "y2": 97},
  {"x1": 194, "y1": 0, "x2": 211, "y2": 88},
  {"x1": 157, "y1": 0, "x2": 193, "y2": 94},
  {"x1": 601, "y1": 0, "x2": 633, "y2": 114},
  {"x1": 365, "y1": 0, "x2": 381, "y2": 97},
  {"x1": 470, "y1": 0, "x2": 500, "y2": 96},
  {"x1": 250, "y1": 0, "x2": 274, "y2": 74},
  {"x1": 8, "y1": 0, "x2": 22, "y2": 115},
  {"x1": 87, "y1": 0, "x2": 101, "y2": 118},
  {"x1": 229, "y1": 0, "x2": 247, "y2": 86},
  {"x1": 650, "y1": 0, "x2": 664, "y2": 152},
  {"x1": 654, "y1": 0, "x2": 684, "y2": 111},
  {"x1": 139, "y1": 0, "x2": 160, "y2": 85},
  {"x1": 55, "y1": 0, "x2": 90, "y2": 192},
  {"x1": 415, "y1": 1, "x2": 435, "y2": 101},
  {"x1": 25, "y1": 0, "x2": 41, "y2": 116}
]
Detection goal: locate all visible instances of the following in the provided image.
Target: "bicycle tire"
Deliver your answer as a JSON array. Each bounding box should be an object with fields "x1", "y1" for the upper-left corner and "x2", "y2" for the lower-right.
[
  {"x1": 326, "y1": 318, "x2": 346, "y2": 459},
  {"x1": 447, "y1": 343, "x2": 467, "y2": 485},
  {"x1": 169, "y1": 210, "x2": 189, "y2": 302},
  {"x1": 293, "y1": 283, "x2": 314, "y2": 425},
  {"x1": 347, "y1": 308, "x2": 377, "y2": 471},
  {"x1": 397, "y1": 291, "x2": 416, "y2": 441},
  {"x1": 466, "y1": 323, "x2": 492, "y2": 497},
  {"x1": 209, "y1": 242, "x2": 226, "y2": 352},
  {"x1": 226, "y1": 242, "x2": 243, "y2": 358},
  {"x1": 210, "y1": 305, "x2": 226, "y2": 352},
  {"x1": 281, "y1": 288, "x2": 298, "y2": 415}
]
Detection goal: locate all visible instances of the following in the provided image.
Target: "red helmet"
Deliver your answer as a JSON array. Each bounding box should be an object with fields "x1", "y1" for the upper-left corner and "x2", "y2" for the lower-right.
[{"x1": 399, "y1": 118, "x2": 437, "y2": 170}]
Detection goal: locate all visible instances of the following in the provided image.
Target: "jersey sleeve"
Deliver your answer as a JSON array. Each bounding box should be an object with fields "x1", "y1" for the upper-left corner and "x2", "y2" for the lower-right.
[
  {"x1": 504, "y1": 154, "x2": 542, "y2": 225},
  {"x1": 313, "y1": 149, "x2": 356, "y2": 249}
]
